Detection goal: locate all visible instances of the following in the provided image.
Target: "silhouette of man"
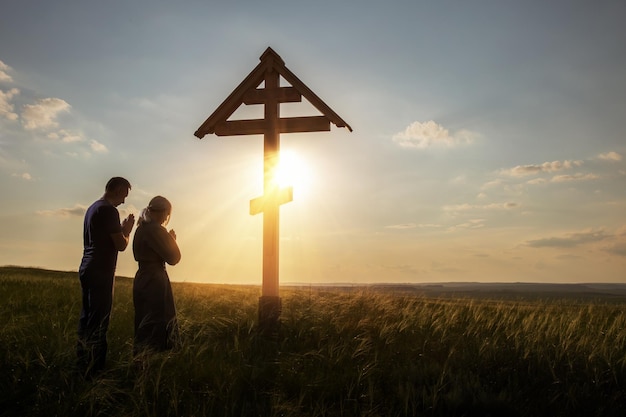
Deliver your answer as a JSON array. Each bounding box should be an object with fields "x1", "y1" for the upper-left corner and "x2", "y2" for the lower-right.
[{"x1": 77, "y1": 177, "x2": 135, "y2": 377}]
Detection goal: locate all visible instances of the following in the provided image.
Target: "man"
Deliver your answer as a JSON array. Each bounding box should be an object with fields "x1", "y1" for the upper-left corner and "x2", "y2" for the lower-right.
[{"x1": 77, "y1": 177, "x2": 135, "y2": 377}]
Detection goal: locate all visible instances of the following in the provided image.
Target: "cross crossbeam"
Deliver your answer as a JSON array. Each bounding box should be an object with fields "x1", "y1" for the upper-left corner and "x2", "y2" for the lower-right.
[
  {"x1": 214, "y1": 116, "x2": 331, "y2": 136},
  {"x1": 249, "y1": 187, "x2": 293, "y2": 216}
]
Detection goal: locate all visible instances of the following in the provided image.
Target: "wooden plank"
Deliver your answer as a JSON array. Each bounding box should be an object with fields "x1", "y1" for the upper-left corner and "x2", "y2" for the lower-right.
[
  {"x1": 274, "y1": 60, "x2": 353, "y2": 132},
  {"x1": 249, "y1": 196, "x2": 264, "y2": 215},
  {"x1": 214, "y1": 116, "x2": 331, "y2": 136},
  {"x1": 243, "y1": 87, "x2": 301, "y2": 105},
  {"x1": 214, "y1": 119, "x2": 266, "y2": 136},
  {"x1": 279, "y1": 116, "x2": 330, "y2": 133},
  {"x1": 194, "y1": 58, "x2": 271, "y2": 138},
  {"x1": 250, "y1": 187, "x2": 293, "y2": 215}
]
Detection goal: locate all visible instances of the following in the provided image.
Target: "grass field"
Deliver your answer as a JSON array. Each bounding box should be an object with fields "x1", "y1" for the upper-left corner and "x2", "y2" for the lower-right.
[{"x1": 1, "y1": 266, "x2": 625, "y2": 416}]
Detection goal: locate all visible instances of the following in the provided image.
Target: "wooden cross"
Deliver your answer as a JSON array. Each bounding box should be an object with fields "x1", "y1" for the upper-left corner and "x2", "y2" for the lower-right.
[{"x1": 195, "y1": 47, "x2": 351, "y2": 330}]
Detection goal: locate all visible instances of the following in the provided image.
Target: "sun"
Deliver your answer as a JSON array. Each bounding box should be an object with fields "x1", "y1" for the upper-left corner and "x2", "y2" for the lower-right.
[{"x1": 274, "y1": 150, "x2": 313, "y2": 195}]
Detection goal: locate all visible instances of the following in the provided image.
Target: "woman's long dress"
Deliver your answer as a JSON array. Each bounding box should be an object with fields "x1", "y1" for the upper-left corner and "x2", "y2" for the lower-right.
[{"x1": 132, "y1": 221, "x2": 181, "y2": 353}]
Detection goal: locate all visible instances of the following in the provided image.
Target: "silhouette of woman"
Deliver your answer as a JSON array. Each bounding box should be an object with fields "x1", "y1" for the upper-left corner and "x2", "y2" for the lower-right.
[{"x1": 132, "y1": 196, "x2": 181, "y2": 354}]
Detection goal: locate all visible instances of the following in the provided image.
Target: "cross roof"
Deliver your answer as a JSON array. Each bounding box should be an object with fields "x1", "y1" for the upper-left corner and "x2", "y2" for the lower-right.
[{"x1": 194, "y1": 47, "x2": 352, "y2": 138}]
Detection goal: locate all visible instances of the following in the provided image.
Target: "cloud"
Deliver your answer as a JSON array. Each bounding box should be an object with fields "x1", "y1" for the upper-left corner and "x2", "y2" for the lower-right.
[
  {"x1": 386, "y1": 223, "x2": 417, "y2": 230},
  {"x1": 525, "y1": 229, "x2": 610, "y2": 248},
  {"x1": 527, "y1": 178, "x2": 547, "y2": 185},
  {"x1": 90, "y1": 139, "x2": 108, "y2": 153},
  {"x1": 11, "y1": 172, "x2": 32, "y2": 181},
  {"x1": 529, "y1": 227, "x2": 626, "y2": 257},
  {"x1": 392, "y1": 120, "x2": 476, "y2": 149},
  {"x1": 36, "y1": 204, "x2": 87, "y2": 217},
  {"x1": 550, "y1": 173, "x2": 599, "y2": 182},
  {"x1": 484, "y1": 202, "x2": 519, "y2": 210},
  {"x1": 21, "y1": 98, "x2": 71, "y2": 130},
  {"x1": 47, "y1": 129, "x2": 85, "y2": 143},
  {"x1": 597, "y1": 151, "x2": 622, "y2": 162},
  {"x1": 385, "y1": 223, "x2": 447, "y2": 231},
  {"x1": 0, "y1": 88, "x2": 19, "y2": 121},
  {"x1": 481, "y1": 179, "x2": 503, "y2": 189},
  {"x1": 500, "y1": 160, "x2": 583, "y2": 177},
  {"x1": 443, "y1": 202, "x2": 518, "y2": 212},
  {"x1": 447, "y1": 219, "x2": 485, "y2": 231},
  {"x1": 417, "y1": 223, "x2": 443, "y2": 228},
  {"x1": 0, "y1": 60, "x2": 12, "y2": 82}
]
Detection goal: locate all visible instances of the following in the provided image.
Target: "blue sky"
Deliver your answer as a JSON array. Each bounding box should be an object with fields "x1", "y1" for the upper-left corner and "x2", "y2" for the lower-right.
[{"x1": 1, "y1": 0, "x2": 625, "y2": 284}]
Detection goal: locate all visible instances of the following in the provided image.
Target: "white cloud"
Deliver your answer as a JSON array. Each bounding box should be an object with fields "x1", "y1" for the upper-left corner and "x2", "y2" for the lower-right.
[
  {"x1": 550, "y1": 173, "x2": 599, "y2": 183},
  {"x1": 0, "y1": 60, "x2": 12, "y2": 82},
  {"x1": 443, "y1": 203, "x2": 472, "y2": 211},
  {"x1": 481, "y1": 179, "x2": 503, "y2": 189},
  {"x1": 386, "y1": 223, "x2": 416, "y2": 230},
  {"x1": 36, "y1": 204, "x2": 87, "y2": 217},
  {"x1": 417, "y1": 223, "x2": 443, "y2": 228},
  {"x1": 386, "y1": 223, "x2": 445, "y2": 230},
  {"x1": 443, "y1": 202, "x2": 518, "y2": 212},
  {"x1": 500, "y1": 160, "x2": 583, "y2": 177},
  {"x1": 90, "y1": 139, "x2": 108, "y2": 153},
  {"x1": 11, "y1": 172, "x2": 32, "y2": 181},
  {"x1": 392, "y1": 120, "x2": 476, "y2": 149},
  {"x1": 597, "y1": 151, "x2": 622, "y2": 162},
  {"x1": 484, "y1": 202, "x2": 519, "y2": 209},
  {"x1": 448, "y1": 219, "x2": 485, "y2": 231},
  {"x1": 21, "y1": 98, "x2": 71, "y2": 130},
  {"x1": 47, "y1": 129, "x2": 85, "y2": 143},
  {"x1": 0, "y1": 88, "x2": 19, "y2": 121}
]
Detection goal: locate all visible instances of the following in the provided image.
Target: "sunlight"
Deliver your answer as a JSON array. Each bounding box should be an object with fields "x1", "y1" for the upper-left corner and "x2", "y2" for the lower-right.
[{"x1": 274, "y1": 150, "x2": 313, "y2": 197}]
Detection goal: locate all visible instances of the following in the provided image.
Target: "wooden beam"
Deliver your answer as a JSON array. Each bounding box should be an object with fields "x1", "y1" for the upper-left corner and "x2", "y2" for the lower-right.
[
  {"x1": 214, "y1": 119, "x2": 266, "y2": 136},
  {"x1": 249, "y1": 187, "x2": 293, "y2": 215},
  {"x1": 214, "y1": 116, "x2": 331, "y2": 136},
  {"x1": 274, "y1": 61, "x2": 353, "y2": 132},
  {"x1": 243, "y1": 87, "x2": 302, "y2": 105},
  {"x1": 280, "y1": 116, "x2": 330, "y2": 133},
  {"x1": 194, "y1": 58, "x2": 271, "y2": 138}
]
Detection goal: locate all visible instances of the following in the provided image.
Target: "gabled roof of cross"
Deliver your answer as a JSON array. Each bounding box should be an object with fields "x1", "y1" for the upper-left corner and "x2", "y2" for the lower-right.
[{"x1": 194, "y1": 47, "x2": 352, "y2": 139}]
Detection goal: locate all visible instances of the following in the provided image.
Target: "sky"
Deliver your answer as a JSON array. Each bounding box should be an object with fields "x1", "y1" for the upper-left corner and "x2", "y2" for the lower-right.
[{"x1": 1, "y1": 0, "x2": 625, "y2": 284}]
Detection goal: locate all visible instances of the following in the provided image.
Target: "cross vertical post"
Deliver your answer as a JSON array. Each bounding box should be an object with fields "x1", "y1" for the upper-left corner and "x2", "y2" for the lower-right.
[{"x1": 259, "y1": 66, "x2": 282, "y2": 331}]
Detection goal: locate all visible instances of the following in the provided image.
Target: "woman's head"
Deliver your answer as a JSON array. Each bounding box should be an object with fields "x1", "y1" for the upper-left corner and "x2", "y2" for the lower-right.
[{"x1": 139, "y1": 196, "x2": 172, "y2": 225}]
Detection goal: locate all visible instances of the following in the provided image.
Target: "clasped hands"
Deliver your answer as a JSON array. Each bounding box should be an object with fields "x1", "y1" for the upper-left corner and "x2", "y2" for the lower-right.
[
  {"x1": 121, "y1": 214, "x2": 135, "y2": 237},
  {"x1": 121, "y1": 213, "x2": 175, "y2": 240}
]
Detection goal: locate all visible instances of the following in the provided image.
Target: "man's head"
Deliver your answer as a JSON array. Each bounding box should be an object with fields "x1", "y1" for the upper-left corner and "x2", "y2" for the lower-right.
[{"x1": 104, "y1": 177, "x2": 132, "y2": 207}]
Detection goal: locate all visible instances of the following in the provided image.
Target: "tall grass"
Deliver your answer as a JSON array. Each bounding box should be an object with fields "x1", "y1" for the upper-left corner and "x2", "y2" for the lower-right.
[{"x1": 1, "y1": 266, "x2": 624, "y2": 416}]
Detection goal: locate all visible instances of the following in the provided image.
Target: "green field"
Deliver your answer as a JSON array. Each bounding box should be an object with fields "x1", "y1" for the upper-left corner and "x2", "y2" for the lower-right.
[{"x1": 1, "y1": 266, "x2": 625, "y2": 416}]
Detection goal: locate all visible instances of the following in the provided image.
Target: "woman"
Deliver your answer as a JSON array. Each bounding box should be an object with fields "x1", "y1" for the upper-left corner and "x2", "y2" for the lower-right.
[{"x1": 132, "y1": 196, "x2": 181, "y2": 354}]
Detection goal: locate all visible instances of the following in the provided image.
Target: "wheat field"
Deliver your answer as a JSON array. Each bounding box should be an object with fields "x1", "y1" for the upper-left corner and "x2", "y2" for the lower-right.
[{"x1": 1, "y1": 266, "x2": 625, "y2": 416}]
